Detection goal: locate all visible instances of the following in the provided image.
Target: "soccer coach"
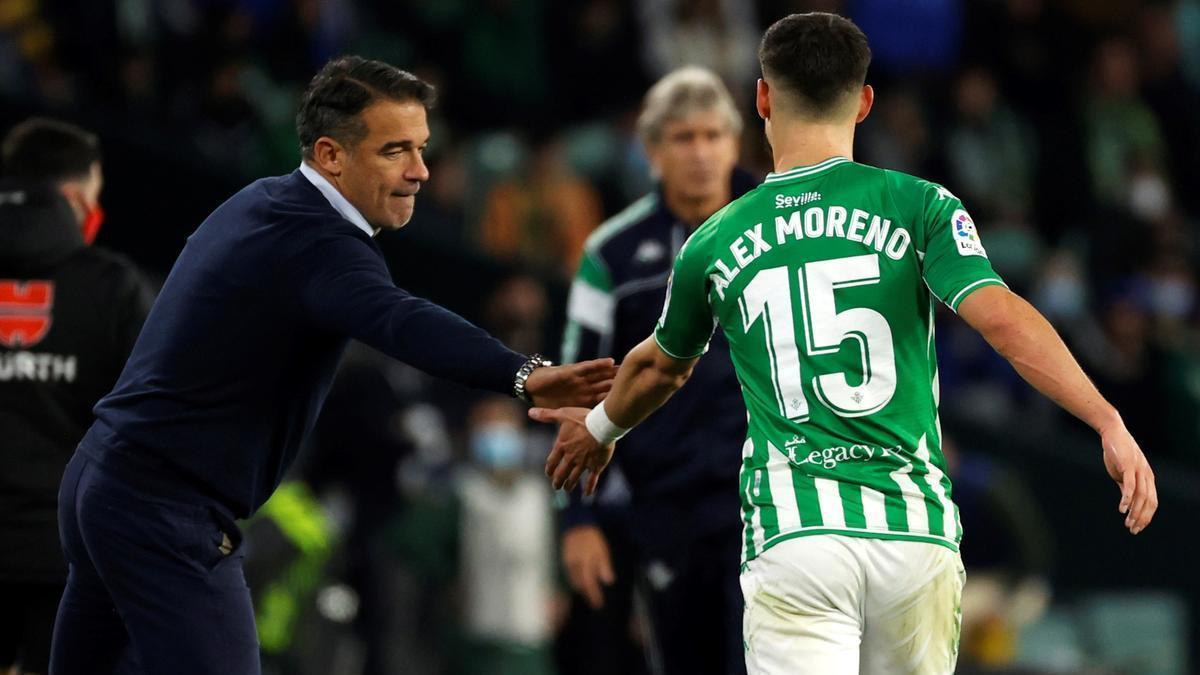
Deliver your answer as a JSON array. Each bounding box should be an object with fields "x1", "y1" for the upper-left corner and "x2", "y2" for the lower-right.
[{"x1": 49, "y1": 56, "x2": 615, "y2": 675}]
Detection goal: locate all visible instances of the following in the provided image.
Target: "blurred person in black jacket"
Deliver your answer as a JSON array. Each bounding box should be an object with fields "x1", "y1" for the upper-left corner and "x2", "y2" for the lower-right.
[
  {"x1": 0, "y1": 118, "x2": 152, "y2": 675},
  {"x1": 557, "y1": 67, "x2": 750, "y2": 675}
]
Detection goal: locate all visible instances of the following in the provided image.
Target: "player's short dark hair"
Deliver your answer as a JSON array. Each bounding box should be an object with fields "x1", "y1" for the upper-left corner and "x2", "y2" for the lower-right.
[
  {"x1": 2, "y1": 117, "x2": 101, "y2": 183},
  {"x1": 296, "y1": 55, "x2": 436, "y2": 159},
  {"x1": 759, "y1": 13, "x2": 872, "y2": 118}
]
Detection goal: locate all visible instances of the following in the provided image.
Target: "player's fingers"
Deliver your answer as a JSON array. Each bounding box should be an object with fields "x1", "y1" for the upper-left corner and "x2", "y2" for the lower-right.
[
  {"x1": 544, "y1": 444, "x2": 564, "y2": 478},
  {"x1": 1132, "y1": 469, "x2": 1156, "y2": 534},
  {"x1": 552, "y1": 453, "x2": 579, "y2": 489},
  {"x1": 584, "y1": 470, "x2": 602, "y2": 498},
  {"x1": 1137, "y1": 468, "x2": 1156, "y2": 530},
  {"x1": 563, "y1": 464, "x2": 586, "y2": 493},
  {"x1": 1119, "y1": 461, "x2": 1135, "y2": 514},
  {"x1": 1126, "y1": 468, "x2": 1148, "y2": 532}
]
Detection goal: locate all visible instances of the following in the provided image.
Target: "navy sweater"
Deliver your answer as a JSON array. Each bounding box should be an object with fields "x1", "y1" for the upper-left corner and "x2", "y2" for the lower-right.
[{"x1": 83, "y1": 170, "x2": 525, "y2": 517}]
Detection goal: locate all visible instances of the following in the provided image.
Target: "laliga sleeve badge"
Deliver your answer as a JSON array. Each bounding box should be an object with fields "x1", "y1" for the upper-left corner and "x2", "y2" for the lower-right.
[{"x1": 951, "y1": 209, "x2": 987, "y2": 258}]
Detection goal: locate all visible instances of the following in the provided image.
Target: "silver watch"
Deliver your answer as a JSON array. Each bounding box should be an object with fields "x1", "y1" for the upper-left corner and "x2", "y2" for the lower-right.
[{"x1": 513, "y1": 353, "x2": 552, "y2": 403}]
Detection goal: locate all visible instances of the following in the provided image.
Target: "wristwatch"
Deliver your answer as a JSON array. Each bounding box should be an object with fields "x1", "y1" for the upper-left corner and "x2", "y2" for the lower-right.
[{"x1": 513, "y1": 353, "x2": 552, "y2": 403}]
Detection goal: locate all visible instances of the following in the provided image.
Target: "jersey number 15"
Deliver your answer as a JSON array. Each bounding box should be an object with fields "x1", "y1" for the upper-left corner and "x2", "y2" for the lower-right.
[{"x1": 738, "y1": 253, "x2": 897, "y2": 421}]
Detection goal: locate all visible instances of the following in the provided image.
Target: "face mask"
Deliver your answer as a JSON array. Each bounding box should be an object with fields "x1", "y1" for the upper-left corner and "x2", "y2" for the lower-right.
[
  {"x1": 470, "y1": 424, "x2": 525, "y2": 471},
  {"x1": 81, "y1": 204, "x2": 105, "y2": 245}
]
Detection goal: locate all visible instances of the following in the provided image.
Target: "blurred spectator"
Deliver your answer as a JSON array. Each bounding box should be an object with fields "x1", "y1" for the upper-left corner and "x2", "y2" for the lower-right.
[
  {"x1": 479, "y1": 137, "x2": 604, "y2": 278},
  {"x1": 454, "y1": 0, "x2": 549, "y2": 130},
  {"x1": 547, "y1": 0, "x2": 648, "y2": 124},
  {"x1": 558, "y1": 67, "x2": 750, "y2": 675},
  {"x1": 482, "y1": 275, "x2": 550, "y2": 357},
  {"x1": 637, "y1": 0, "x2": 760, "y2": 103},
  {"x1": 1083, "y1": 37, "x2": 1167, "y2": 209},
  {"x1": 0, "y1": 117, "x2": 152, "y2": 675},
  {"x1": 1136, "y1": 3, "x2": 1200, "y2": 214},
  {"x1": 943, "y1": 436, "x2": 1054, "y2": 669},
  {"x1": 858, "y1": 87, "x2": 935, "y2": 177},
  {"x1": 455, "y1": 397, "x2": 558, "y2": 675},
  {"x1": 945, "y1": 66, "x2": 1037, "y2": 221}
]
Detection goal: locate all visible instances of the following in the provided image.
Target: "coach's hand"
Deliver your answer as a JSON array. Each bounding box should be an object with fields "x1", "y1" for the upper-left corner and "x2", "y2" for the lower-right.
[
  {"x1": 529, "y1": 406, "x2": 614, "y2": 496},
  {"x1": 561, "y1": 525, "x2": 616, "y2": 610},
  {"x1": 525, "y1": 358, "x2": 617, "y2": 409}
]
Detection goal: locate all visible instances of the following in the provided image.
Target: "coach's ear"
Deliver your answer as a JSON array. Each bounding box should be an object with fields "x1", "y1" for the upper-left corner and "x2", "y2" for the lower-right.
[{"x1": 311, "y1": 136, "x2": 346, "y2": 177}]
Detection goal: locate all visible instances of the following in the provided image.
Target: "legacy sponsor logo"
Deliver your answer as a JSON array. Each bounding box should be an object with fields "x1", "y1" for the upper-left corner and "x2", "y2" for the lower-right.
[{"x1": 785, "y1": 442, "x2": 902, "y2": 469}]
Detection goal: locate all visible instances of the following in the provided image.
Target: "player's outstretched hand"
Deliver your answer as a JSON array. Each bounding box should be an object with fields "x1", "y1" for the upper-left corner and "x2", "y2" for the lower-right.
[
  {"x1": 529, "y1": 406, "x2": 614, "y2": 496},
  {"x1": 1100, "y1": 422, "x2": 1157, "y2": 535},
  {"x1": 525, "y1": 358, "x2": 617, "y2": 409}
]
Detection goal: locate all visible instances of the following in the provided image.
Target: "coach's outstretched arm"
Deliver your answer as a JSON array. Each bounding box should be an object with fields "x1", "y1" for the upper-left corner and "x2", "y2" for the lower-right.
[
  {"x1": 295, "y1": 233, "x2": 616, "y2": 409},
  {"x1": 532, "y1": 336, "x2": 698, "y2": 495},
  {"x1": 957, "y1": 285, "x2": 1157, "y2": 534}
]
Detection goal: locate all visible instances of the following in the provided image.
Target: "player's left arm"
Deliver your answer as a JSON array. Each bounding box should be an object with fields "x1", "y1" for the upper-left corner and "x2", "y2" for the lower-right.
[
  {"x1": 958, "y1": 286, "x2": 1157, "y2": 535},
  {"x1": 532, "y1": 220, "x2": 718, "y2": 494}
]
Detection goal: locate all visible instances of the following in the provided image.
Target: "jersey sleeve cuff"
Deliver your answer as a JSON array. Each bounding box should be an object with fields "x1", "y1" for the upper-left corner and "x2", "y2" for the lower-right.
[
  {"x1": 653, "y1": 329, "x2": 709, "y2": 360},
  {"x1": 947, "y1": 278, "x2": 1008, "y2": 313}
]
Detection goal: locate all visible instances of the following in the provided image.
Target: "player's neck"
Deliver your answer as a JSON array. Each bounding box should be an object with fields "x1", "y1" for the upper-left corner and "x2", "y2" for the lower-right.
[
  {"x1": 769, "y1": 122, "x2": 856, "y2": 174},
  {"x1": 662, "y1": 183, "x2": 731, "y2": 229}
]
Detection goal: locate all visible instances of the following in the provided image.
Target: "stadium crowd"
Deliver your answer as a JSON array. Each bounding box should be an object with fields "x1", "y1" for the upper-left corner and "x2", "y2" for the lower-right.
[{"x1": 1, "y1": 1, "x2": 1198, "y2": 674}]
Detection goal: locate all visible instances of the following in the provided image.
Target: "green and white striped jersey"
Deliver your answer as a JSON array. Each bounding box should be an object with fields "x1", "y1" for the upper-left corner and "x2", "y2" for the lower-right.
[{"x1": 654, "y1": 157, "x2": 1006, "y2": 563}]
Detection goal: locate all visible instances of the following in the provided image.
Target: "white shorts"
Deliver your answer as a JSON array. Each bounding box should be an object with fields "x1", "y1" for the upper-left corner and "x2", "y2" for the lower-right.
[{"x1": 740, "y1": 534, "x2": 965, "y2": 675}]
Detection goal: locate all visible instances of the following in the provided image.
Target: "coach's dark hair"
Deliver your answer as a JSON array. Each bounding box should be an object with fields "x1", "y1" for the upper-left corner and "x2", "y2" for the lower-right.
[
  {"x1": 759, "y1": 13, "x2": 871, "y2": 118},
  {"x1": 296, "y1": 56, "x2": 436, "y2": 159},
  {"x1": 2, "y1": 117, "x2": 100, "y2": 183}
]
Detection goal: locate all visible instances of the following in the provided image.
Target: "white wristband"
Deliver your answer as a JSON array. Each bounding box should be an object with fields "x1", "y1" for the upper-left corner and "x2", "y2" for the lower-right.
[{"x1": 584, "y1": 402, "x2": 629, "y2": 445}]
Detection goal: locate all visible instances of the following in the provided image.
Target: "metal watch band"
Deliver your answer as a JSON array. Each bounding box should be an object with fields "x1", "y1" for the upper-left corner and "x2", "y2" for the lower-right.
[{"x1": 513, "y1": 353, "x2": 552, "y2": 403}]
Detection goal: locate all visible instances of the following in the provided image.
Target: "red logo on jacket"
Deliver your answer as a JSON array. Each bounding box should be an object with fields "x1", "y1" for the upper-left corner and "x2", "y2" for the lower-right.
[{"x1": 0, "y1": 281, "x2": 55, "y2": 347}]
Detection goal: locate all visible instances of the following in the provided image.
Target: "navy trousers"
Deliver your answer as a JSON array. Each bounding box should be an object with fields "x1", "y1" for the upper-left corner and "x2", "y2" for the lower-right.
[{"x1": 50, "y1": 453, "x2": 259, "y2": 674}]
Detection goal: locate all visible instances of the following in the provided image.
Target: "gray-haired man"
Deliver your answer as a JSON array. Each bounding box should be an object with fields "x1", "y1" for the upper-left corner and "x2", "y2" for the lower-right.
[{"x1": 558, "y1": 67, "x2": 753, "y2": 675}]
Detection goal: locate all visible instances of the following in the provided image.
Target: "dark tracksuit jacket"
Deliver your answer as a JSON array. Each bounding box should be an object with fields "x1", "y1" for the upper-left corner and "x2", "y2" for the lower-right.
[{"x1": 0, "y1": 179, "x2": 151, "y2": 583}]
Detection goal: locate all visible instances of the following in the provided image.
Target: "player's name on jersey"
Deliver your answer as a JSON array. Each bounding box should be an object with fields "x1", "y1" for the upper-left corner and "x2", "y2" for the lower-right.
[
  {"x1": 711, "y1": 205, "x2": 912, "y2": 300},
  {"x1": 0, "y1": 351, "x2": 78, "y2": 382}
]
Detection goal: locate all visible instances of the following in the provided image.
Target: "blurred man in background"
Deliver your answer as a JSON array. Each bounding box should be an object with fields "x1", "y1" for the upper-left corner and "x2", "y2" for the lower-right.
[
  {"x1": 456, "y1": 397, "x2": 557, "y2": 675},
  {"x1": 0, "y1": 118, "x2": 151, "y2": 675},
  {"x1": 558, "y1": 66, "x2": 752, "y2": 675}
]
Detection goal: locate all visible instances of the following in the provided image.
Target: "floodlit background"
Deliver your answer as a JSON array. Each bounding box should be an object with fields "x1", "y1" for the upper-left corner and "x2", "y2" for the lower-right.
[{"x1": 2, "y1": 0, "x2": 1198, "y2": 673}]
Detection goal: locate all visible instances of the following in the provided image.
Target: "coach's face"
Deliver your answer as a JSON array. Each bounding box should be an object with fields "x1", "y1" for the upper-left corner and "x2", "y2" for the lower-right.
[
  {"x1": 647, "y1": 109, "x2": 738, "y2": 204},
  {"x1": 336, "y1": 99, "x2": 431, "y2": 231}
]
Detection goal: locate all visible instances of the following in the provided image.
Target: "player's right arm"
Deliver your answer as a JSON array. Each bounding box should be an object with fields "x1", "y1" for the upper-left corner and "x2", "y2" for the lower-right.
[{"x1": 957, "y1": 286, "x2": 1157, "y2": 534}]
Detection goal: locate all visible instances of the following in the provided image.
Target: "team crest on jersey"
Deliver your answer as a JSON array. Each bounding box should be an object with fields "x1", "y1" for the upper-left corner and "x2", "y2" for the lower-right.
[
  {"x1": 951, "y1": 209, "x2": 987, "y2": 258},
  {"x1": 0, "y1": 281, "x2": 55, "y2": 348}
]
